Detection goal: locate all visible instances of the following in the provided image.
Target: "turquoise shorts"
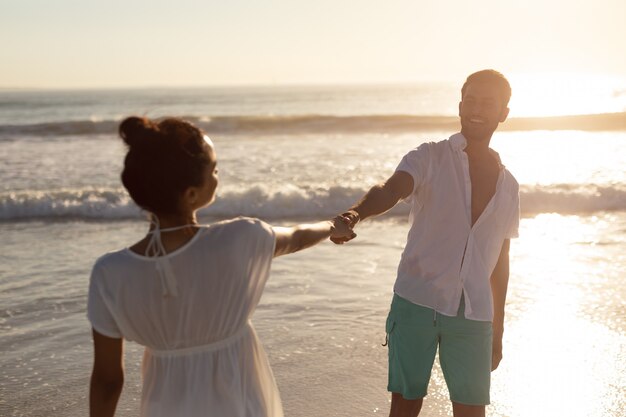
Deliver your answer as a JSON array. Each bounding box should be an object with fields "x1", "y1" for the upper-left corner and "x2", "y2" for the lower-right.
[{"x1": 385, "y1": 294, "x2": 493, "y2": 405}]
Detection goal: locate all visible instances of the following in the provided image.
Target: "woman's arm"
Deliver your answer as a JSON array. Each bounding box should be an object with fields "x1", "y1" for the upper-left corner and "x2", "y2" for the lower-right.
[
  {"x1": 90, "y1": 329, "x2": 124, "y2": 417},
  {"x1": 273, "y1": 217, "x2": 354, "y2": 257}
]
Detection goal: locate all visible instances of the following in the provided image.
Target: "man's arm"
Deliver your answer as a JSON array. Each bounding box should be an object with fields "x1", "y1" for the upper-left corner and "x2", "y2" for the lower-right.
[
  {"x1": 332, "y1": 170, "x2": 414, "y2": 243},
  {"x1": 490, "y1": 238, "x2": 510, "y2": 371},
  {"x1": 90, "y1": 330, "x2": 124, "y2": 417}
]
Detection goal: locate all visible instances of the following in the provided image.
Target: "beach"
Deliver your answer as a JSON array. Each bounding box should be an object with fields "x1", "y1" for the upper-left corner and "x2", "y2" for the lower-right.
[{"x1": 1, "y1": 85, "x2": 625, "y2": 416}]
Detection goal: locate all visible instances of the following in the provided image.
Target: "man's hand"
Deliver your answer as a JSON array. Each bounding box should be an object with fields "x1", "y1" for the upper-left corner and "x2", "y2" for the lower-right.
[
  {"x1": 491, "y1": 334, "x2": 503, "y2": 371},
  {"x1": 330, "y1": 210, "x2": 359, "y2": 244},
  {"x1": 330, "y1": 215, "x2": 356, "y2": 242},
  {"x1": 329, "y1": 171, "x2": 413, "y2": 245}
]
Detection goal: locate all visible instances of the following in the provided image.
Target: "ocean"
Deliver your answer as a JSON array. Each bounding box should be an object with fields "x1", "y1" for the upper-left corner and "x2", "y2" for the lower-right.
[{"x1": 1, "y1": 84, "x2": 625, "y2": 416}]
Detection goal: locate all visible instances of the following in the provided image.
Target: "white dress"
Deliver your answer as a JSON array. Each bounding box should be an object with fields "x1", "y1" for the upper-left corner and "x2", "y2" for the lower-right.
[{"x1": 87, "y1": 217, "x2": 283, "y2": 417}]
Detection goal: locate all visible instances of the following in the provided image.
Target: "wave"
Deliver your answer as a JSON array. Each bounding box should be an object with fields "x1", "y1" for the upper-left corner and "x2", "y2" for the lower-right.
[
  {"x1": 2, "y1": 184, "x2": 625, "y2": 222},
  {"x1": 1, "y1": 112, "x2": 625, "y2": 137}
]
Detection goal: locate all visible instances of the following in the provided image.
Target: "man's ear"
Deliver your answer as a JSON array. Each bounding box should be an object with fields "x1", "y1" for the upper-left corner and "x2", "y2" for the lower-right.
[
  {"x1": 458, "y1": 101, "x2": 462, "y2": 117},
  {"x1": 499, "y1": 106, "x2": 510, "y2": 123}
]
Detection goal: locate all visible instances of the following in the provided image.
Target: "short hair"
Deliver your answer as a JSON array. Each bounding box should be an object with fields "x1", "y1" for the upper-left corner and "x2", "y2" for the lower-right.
[
  {"x1": 461, "y1": 69, "x2": 512, "y2": 107},
  {"x1": 119, "y1": 116, "x2": 213, "y2": 215}
]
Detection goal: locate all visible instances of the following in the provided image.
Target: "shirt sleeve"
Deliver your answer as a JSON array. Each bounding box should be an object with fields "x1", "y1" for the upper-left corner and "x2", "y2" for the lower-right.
[
  {"x1": 505, "y1": 187, "x2": 520, "y2": 239},
  {"x1": 87, "y1": 262, "x2": 122, "y2": 339},
  {"x1": 395, "y1": 142, "x2": 431, "y2": 202}
]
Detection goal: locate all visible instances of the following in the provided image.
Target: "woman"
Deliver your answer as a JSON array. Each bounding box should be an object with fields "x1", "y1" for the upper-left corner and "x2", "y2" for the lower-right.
[{"x1": 87, "y1": 116, "x2": 353, "y2": 417}]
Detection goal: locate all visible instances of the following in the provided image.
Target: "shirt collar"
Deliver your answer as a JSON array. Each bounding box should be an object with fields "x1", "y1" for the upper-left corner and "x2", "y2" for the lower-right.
[
  {"x1": 450, "y1": 132, "x2": 505, "y2": 169},
  {"x1": 449, "y1": 132, "x2": 467, "y2": 151}
]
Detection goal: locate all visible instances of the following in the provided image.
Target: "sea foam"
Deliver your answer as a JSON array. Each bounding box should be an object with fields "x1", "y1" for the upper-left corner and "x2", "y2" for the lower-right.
[{"x1": 2, "y1": 184, "x2": 625, "y2": 221}]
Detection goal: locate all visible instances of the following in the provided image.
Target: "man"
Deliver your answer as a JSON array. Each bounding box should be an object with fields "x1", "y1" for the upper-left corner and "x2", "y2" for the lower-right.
[{"x1": 333, "y1": 70, "x2": 520, "y2": 417}]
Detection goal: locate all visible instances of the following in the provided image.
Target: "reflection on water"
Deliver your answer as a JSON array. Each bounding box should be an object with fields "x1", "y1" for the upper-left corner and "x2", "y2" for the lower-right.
[{"x1": 492, "y1": 214, "x2": 626, "y2": 417}]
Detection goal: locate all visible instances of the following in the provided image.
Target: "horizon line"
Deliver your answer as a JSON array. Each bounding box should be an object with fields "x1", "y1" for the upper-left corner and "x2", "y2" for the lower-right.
[{"x1": 0, "y1": 80, "x2": 462, "y2": 92}]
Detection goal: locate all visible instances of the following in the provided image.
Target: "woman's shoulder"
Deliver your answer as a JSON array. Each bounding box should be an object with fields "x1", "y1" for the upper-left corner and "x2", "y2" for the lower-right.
[
  {"x1": 208, "y1": 216, "x2": 273, "y2": 234},
  {"x1": 92, "y1": 248, "x2": 134, "y2": 272},
  {"x1": 197, "y1": 217, "x2": 275, "y2": 251}
]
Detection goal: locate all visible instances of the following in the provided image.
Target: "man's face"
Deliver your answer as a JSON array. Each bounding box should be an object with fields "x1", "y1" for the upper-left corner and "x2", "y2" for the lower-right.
[{"x1": 458, "y1": 81, "x2": 509, "y2": 142}]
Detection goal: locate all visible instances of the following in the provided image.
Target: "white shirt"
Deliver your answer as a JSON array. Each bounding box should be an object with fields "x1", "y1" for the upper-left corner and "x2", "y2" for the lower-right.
[
  {"x1": 394, "y1": 133, "x2": 520, "y2": 321},
  {"x1": 87, "y1": 217, "x2": 283, "y2": 417}
]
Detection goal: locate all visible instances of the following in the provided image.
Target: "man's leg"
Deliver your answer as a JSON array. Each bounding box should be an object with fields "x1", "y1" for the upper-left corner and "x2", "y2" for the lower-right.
[
  {"x1": 389, "y1": 393, "x2": 423, "y2": 417},
  {"x1": 386, "y1": 295, "x2": 439, "y2": 417},
  {"x1": 439, "y1": 298, "x2": 493, "y2": 415},
  {"x1": 452, "y1": 402, "x2": 485, "y2": 417}
]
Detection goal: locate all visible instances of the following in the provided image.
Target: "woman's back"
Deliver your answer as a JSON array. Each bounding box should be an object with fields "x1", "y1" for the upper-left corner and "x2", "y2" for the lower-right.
[{"x1": 88, "y1": 217, "x2": 282, "y2": 417}]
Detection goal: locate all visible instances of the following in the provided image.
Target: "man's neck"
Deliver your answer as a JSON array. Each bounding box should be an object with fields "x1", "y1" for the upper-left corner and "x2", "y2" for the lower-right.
[{"x1": 462, "y1": 131, "x2": 493, "y2": 156}]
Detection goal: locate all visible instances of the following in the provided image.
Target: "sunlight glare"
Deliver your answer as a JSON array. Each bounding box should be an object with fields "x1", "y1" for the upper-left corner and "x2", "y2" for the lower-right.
[{"x1": 507, "y1": 73, "x2": 626, "y2": 117}]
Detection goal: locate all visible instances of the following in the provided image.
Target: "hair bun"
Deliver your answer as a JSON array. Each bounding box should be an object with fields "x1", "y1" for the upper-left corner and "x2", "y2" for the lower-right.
[{"x1": 119, "y1": 116, "x2": 159, "y2": 147}]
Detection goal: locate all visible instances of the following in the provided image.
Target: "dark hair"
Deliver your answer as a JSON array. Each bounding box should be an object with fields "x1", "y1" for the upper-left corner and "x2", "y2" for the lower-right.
[
  {"x1": 119, "y1": 116, "x2": 213, "y2": 214},
  {"x1": 461, "y1": 69, "x2": 512, "y2": 107}
]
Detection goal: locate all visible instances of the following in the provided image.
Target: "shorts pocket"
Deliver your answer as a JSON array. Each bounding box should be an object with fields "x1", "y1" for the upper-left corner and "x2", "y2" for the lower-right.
[{"x1": 384, "y1": 314, "x2": 396, "y2": 347}]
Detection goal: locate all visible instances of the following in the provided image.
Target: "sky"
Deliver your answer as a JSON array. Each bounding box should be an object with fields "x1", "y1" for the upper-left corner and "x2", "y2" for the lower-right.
[{"x1": 1, "y1": 0, "x2": 626, "y2": 89}]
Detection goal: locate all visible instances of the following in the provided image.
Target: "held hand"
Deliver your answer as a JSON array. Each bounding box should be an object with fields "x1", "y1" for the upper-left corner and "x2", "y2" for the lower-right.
[
  {"x1": 330, "y1": 215, "x2": 356, "y2": 243},
  {"x1": 340, "y1": 209, "x2": 360, "y2": 228},
  {"x1": 330, "y1": 212, "x2": 358, "y2": 244}
]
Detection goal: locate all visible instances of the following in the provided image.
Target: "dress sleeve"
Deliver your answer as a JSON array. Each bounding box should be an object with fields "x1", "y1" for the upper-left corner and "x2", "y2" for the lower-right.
[
  {"x1": 87, "y1": 262, "x2": 122, "y2": 339},
  {"x1": 395, "y1": 142, "x2": 431, "y2": 203},
  {"x1": 240, "y1": 218, "x2": 276, "y2": 297}
]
